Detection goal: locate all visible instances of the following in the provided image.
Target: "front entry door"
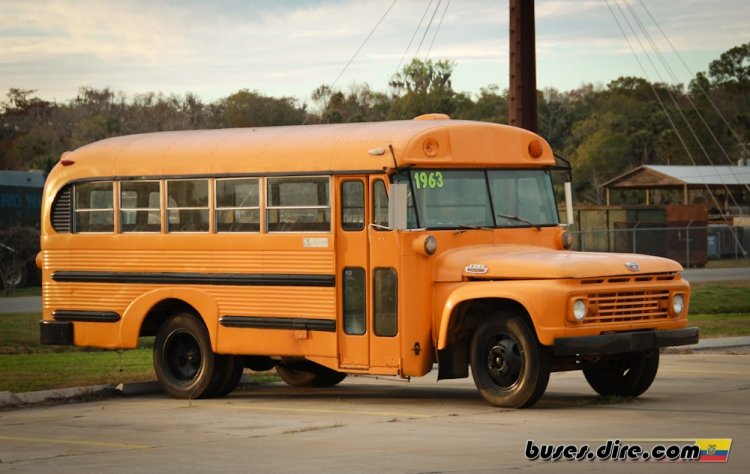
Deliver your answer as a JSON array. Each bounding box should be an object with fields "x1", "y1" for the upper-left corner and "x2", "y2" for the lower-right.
[{"x1": 336, "y1": 176, "x2": 401, "y2": 374}]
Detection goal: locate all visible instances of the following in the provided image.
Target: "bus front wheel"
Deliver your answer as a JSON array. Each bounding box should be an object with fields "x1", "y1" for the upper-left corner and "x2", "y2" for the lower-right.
[
  {"x1": 154, "y1": 312, "x2": 221, "y2": 399},
  {"x1": 470, "y1": 313, "x2": 550, "y2": 408},
  {"x1": 276, "y1": 360, "x2": 347, "y2": 387},
  {"x1": 583, "y1": 350, "x2": 659, "y2": 398}
]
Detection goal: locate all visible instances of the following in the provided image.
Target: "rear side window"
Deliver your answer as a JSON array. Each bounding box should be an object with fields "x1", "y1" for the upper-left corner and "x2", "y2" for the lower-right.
[
  {"x1": 74, "y1": 182, "x2": 114, "y2": 233},
  {"x1": 267, "y1": 176, "x2": 330, "y2": 232},
  {"x1": 121, "y1": 181, "x2": 161, "y2": 232}
]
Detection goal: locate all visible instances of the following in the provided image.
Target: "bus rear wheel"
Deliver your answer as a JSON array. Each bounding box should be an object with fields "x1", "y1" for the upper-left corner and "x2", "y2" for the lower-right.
[
  {"x1": 154, "y1": 312, "x2": 221, "y2": 399},
  {"x1": 470, "y1": 313, "x2": 550, "y2": 408},
  {"x1": 207, "y1": 355, "x2": 245, "y2": 397},
  {"x1": 583, "y1": 350, "x2": 659, "y2": 398},
  {"x1": 276, "y1": 360, "x2": 347, "y2": 387}
]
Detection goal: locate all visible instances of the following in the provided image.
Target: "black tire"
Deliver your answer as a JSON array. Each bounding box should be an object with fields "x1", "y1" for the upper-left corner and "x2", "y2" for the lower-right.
[
  {"x1": 583, "y1": 350, "x2": 659, "y2": 398},
  {"x1": 206, "y1": 355, "x2": 245, "y2": 398},
  {"x1": 276, "y1": 360, "x2": 347, "y2": 387},
  {"x1": 153, "y1": 312, "x2": 221, "y2": 399},
  {"x1": 470, "y1": 313, "x2": 550, "y2": 408}
]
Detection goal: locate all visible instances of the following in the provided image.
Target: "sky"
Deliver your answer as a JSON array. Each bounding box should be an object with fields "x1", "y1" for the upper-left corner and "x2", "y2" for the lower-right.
[{"x1": 1, "y1": 0, "x2": 748, "y2": 107}]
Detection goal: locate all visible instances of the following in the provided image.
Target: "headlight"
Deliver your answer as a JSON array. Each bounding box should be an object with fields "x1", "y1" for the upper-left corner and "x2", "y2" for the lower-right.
[
  {"x1": 671, "y1": 294, "x2": 685, "y2": 316},
  {"x1": 572, "y1": 299, "x2": 587, "y2": 322}
]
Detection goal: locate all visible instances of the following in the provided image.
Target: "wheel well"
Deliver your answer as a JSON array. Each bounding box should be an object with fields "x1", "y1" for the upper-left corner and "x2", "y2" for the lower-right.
[
  {"x1": 437, "y1": 298, "x2": 535, "y2": 380},
  {"x1": 139, "y1": 298, "x2": 200, "y2": 337}
]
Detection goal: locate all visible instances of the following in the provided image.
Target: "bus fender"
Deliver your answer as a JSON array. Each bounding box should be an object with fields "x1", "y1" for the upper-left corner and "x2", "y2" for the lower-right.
[
  {"x1": 119, "y1": 287, "x2": 220, "y2": 351},
  {"x1": 435, "y1": 282, "x2": 537, "y2": 351}
]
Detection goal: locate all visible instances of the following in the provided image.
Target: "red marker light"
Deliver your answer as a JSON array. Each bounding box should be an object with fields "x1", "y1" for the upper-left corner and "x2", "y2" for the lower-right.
[{"x1": 61, "y1": 159, "x2": 75, "y2": 166}]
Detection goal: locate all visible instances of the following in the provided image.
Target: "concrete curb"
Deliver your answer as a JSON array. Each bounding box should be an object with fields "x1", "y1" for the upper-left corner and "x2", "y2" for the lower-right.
[{"x1": 0, "y1": 381, "x2": 163, "y2": 410}]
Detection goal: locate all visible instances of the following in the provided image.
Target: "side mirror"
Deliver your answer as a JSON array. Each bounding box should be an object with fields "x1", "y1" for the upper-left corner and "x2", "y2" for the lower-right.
[
  {"x1": 564, "y1": 181, "x2": 574, "y2": 226},
  {"x1": 388, "y1": 183, "x2": 408, "y2": 230}
]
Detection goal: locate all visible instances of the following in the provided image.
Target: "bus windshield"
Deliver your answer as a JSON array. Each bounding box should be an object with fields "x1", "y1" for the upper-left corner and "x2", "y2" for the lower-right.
[{"x1": 392, "y1": 169, "x2": 559, "y2": 229}]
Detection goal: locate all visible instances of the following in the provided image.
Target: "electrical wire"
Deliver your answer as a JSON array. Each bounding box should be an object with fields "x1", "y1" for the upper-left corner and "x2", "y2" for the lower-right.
[{"x1": 328, "y1": 0, "x2": 398, "y2": 92}]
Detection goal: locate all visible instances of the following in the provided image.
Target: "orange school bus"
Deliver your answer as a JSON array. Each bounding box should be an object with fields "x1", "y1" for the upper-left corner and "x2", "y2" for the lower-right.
[{"x1": 38, "y1": 115, "x2": 698, "y2": 407}]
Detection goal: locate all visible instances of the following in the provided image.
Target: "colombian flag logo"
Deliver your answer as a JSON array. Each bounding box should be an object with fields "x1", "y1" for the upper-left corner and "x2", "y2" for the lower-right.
[{"x1": 696, "y1": 439, "x2": 732, "y2": 462}]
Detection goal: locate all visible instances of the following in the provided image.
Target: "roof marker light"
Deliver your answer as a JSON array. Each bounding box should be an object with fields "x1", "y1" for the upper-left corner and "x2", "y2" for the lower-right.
[{"x1": 528, "y1": 139, "x2": 544, "y2": 158}]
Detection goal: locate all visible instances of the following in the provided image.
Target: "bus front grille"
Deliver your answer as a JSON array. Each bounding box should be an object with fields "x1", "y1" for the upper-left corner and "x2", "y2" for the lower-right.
[{"x1": 584, "y1": 289, "x2": 671, "y2": 324}]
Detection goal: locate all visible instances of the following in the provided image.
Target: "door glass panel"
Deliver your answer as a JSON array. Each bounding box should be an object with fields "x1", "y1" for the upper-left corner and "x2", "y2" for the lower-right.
[
  {"x1": 343, "y1": 267, "x2": 366, "y2": 335},
  {"x1": 341, "y1": 181, "x2": 364, "y2": 231},
  {"x1": 373, "y1": 268, "x2": 397, "y2": 337}
]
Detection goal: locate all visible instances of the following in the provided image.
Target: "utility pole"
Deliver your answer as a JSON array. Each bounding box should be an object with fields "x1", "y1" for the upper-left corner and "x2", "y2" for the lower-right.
[{"x1": 508, "y1": 0, "x2": 538, "y2": 133}]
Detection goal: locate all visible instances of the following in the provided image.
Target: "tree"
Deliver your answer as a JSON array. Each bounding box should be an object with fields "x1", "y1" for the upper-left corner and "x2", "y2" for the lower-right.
[
  {"x1": 387, "y1": 58, "x2": 464, "y2": 119},
  {"x1": 218, "y1": 89, "x2": 306, "y2": 128},
  {"x1": 708, "y1": 42, "x2": 750, "y2": 86}
]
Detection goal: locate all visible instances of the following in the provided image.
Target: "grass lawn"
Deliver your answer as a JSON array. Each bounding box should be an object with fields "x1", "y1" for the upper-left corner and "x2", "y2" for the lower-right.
[{"x1": 0, "y1": 350, "x2": 155, "y2": 393}]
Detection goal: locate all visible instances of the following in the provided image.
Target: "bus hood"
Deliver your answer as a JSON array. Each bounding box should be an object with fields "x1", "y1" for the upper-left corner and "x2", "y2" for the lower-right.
[{"x1": 434, "y1": 245, "x2": 684, "y2": 282}]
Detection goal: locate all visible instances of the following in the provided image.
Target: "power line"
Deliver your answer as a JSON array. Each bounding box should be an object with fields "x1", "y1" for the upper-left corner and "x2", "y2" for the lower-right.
[{"x1": 328, "y1": 0, "x2": 398, "y2": 91}]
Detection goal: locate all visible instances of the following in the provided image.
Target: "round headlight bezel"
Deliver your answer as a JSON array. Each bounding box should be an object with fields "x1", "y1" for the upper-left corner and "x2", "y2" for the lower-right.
[
  {"x1": 671, "y1": 293, "x2": 685, "y2": 316},
  {"x1": 572, "y1": 298, "x2": 587, "y2": 322}
]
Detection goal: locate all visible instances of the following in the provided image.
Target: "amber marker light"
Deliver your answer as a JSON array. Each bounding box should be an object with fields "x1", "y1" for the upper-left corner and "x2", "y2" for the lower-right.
[
  {"x1": 528, "y1": 139, "x2": 544, "y2": 158},
  {"x1": 423, "y1": 138, "x2": 439, "y2": 157}
]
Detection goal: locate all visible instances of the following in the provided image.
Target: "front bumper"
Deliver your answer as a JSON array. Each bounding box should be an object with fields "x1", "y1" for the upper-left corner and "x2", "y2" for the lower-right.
[{"x1": 553, "y1": 327, "x2": 699, "y2": 356}]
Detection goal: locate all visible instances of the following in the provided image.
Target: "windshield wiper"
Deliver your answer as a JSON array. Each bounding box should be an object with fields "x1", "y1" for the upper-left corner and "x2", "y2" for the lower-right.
[{"x1": 495, "y1": 213, "x2": 540, "y2": 230}]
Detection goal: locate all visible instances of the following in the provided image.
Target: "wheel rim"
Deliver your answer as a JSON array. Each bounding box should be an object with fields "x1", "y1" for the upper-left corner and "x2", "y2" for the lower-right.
[
  {"x1": 165, "y1": 331, "x2": 202, "y2": 382},
  {"x1": 485, "y1": 333, "x2": 524, "y2": 390}
]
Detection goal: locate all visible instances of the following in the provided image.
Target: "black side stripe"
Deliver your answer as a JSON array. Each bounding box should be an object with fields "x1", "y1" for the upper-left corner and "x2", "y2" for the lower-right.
[
  {"x1": 219, "y1": 316, "x2": 336, "y2": 332},
  {"x1": 53, "y1": 310, "x2": 121, "y2": 323},
  {"x1": 51, "y1": 271, "x2": 335, "y2": 287}
]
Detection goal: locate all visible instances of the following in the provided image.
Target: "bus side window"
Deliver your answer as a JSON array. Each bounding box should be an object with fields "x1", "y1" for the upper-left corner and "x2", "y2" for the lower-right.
[
  {"x1": 120, "y1": 180, "x2": 161, "y2": 233},
  {"x1": 73, "y1": 181, "x2": 114, "y2": 233},
  {"x1": 341, "y1": 180, "x2": 364, "y2": 231},
  {"x1": 267, "y1": 176, "x2": 330, "y2": 232},
  {"x1": 216, "y1": 178, "x2": 260, "y2": 232},
  {"x1": 372, "y1": 179, "x2": 389, "y2": 228},
  {"x1": 166, "y1": 179, "x2": 209, "y2": 232}
]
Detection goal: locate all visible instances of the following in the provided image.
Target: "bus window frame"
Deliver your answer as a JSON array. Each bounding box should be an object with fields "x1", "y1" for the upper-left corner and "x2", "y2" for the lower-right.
[{"x1": 266, "y1": 175, "x2": 332, "y2": 233}]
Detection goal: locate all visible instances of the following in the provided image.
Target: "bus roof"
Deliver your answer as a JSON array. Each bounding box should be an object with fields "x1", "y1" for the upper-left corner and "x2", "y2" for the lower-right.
[{"x1": 46, "y1": 118, "x2": 554, "y2": 190}]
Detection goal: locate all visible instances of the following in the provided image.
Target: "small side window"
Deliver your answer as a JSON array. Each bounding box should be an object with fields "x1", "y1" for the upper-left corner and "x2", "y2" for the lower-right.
[
  {"x1": 372, "y1": 179, "x2": 389, "y2": 229},
  {"x1": 373, "y1": 268, "x2": 397, "y2": 337},
  {"x1": 267, "y1": 176, "x2": 330, "y2": 232},
  {"x1": 121, "y1": 180, "x2": 161, "y2": 232},
  {"x1": 167, "y1": 179, "x2": 209, "y2": 232},
  {"x1": 51, "y1": 185, "x2": 72, "y2": 233},
  {"x1": 341, "y1": 181, "x2": 364, "y2": 231},
  {"x1": 216, "y1": 178, "x2": 260, "y2": 232},
  {"x1": 74, "y1": 182, "x2": 114, "y2": 233}
]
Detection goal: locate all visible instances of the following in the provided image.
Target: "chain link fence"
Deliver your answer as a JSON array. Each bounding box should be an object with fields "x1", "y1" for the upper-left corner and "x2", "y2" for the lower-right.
[{"x1": 569, "y1": 224, "x2": 749, "y2": 267}]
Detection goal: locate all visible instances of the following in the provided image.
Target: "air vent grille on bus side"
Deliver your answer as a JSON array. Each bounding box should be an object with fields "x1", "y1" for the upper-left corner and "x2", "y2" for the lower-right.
[{"x1": 51, "y1": 186, "x2": 72, "y2": 233}]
